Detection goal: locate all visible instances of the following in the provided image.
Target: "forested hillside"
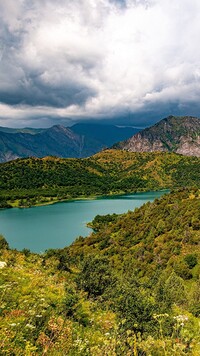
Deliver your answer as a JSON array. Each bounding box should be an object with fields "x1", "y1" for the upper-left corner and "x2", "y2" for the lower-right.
[
  {"x1": 0, "y1": 188, "x2": 199, "y2": 354},
  {"x1": 0, "y1": 149, "x2": 199, "y2": 208}
]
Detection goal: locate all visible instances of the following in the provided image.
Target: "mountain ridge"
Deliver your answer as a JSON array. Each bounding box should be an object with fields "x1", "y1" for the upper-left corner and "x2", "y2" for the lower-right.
[
  {"x1": 114, "y1": 115, "x2": 200, "y2": 156},
  {"x1": 0, "y1": 123, "x2": 140, "y2": 162}
]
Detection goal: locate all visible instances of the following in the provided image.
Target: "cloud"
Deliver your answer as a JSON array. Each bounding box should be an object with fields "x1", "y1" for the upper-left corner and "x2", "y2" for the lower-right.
[{"x1": 0, "y1": 0, "x2": 200, "y2": 127}]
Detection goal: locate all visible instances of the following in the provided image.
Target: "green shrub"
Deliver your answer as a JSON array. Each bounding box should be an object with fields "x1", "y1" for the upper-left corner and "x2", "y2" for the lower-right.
[
  {"x1": 0, "y1": 235, "x2": 9, "y2": 249},
  {"x1": 184, "y1": 254, "x2": 198, "y2": 269}
]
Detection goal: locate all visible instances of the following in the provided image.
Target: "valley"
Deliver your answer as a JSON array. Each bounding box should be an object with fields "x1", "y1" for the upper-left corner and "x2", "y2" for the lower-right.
[
  {"x1": 0, "y1": 117, "x2": 199, "y2": 355},
  {"x1": 1, "y1": 0, "x2": 200, "y2": 353},
  {"x1": 0, "y1": 188, "x2": 199, "y2": 355}
]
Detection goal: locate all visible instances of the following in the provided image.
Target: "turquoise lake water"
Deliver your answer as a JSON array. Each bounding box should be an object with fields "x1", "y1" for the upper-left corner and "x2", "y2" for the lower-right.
[{"x1": 0, "y1": 191, "x2": 168, "y2": 253}]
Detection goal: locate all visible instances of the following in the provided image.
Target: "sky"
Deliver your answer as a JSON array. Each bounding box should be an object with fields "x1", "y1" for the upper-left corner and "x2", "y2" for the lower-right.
[{"x1": 0, "y1": 0, "x2": 200, "y2": 128}]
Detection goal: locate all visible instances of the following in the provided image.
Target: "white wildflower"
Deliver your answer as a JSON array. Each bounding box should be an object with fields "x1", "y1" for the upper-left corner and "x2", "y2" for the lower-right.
[
  {"x1": 0, "y1": 261, "x2": 7, "y2": 269},
  {"x1": 174, "y1": 315, "x2": 188, "y2": 322},
  {"x1": 25, "y1": 324, "x2": 35, "y2": 329}
]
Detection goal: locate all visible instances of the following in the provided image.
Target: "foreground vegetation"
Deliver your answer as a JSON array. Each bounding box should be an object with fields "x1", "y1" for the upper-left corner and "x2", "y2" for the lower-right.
[
  {"x1": 0, "y1": 150, "x2": 200, "y2": 208},
  {"x1": 0, "y1": 188, "x2": 199, "y2": 355}
]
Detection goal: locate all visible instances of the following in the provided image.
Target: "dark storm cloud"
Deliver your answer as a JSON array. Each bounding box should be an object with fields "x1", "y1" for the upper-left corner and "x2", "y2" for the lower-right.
[
  {"x1": 0, "y1": 0, "x2": 200, "y2": 127},
  {"x1": 0, "y1": 73, "x2": 96, "y2": 108}
]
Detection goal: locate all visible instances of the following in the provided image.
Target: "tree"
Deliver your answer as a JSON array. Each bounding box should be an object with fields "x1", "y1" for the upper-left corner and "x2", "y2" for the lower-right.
[
  {"x1": 0, "y1": 235, "x2": 9, "y2": 249},
  {"x1": 77, "y1": 255, "x2": 116, "y2": 297}
]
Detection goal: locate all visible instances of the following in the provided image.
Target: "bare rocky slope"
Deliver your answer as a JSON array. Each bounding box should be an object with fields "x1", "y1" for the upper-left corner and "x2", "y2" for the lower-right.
[{"x1": 115, "y1": 116, "x2": 200, "y2": 157}]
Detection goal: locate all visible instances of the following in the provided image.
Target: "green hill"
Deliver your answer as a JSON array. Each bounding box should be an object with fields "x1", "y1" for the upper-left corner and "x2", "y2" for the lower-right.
[
  {"x1": 0, "y1": 188, "x2": 199, "y2": 354},
  {"x1": 0, "y1": 149, "x2": 199, "y2": 208}
]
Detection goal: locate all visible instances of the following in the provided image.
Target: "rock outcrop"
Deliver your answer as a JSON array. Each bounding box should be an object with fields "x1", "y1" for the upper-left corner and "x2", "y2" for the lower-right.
[{"x1": 115, "y1": 116, "x2": 200, "y2": 157}]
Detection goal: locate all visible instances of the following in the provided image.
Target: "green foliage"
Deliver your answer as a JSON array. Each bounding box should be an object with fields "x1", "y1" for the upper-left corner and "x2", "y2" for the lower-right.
[
  {"x1": 87, "y1": 213, "x2": 118, "y2": 231},
  {"x1": 0, "y1": 188, "x2": 199, "y2": 354},
  {"x1": 162, "y1": 272, "x2": 186, "y2": 307},
  {"x1": 115, "y1": 281, "x2": 157, "y2": 335},
  {"x1": 173, "y1": 260, "x2": 193, "y2": 280},
  {"x1": 0, "y1": 149, "x2": 200, "y2": 207},
  {"x1": 189, "y1": 278, "x2": 200, "y2": 317},
  {"x1": 57, "y1": 250, "x2": 71, "y2": 272},
  {"x1": 0, "y1": 197, "x2": 12, "y2": 209},
  {"x1": 22, "y1": 248, "x2": 31, "y2": 257},
  {"x1": 77, "y1": 255, "x2": 116, "y2": 298},
  {"x1": 0, "y1": 235, "x2": 9, "y2": 249},
  {"x1": 64, "y1": 287, "x2": 79, "y2": 317},
  {"x1": 184, "y1": 254, "x2": 198, "y2": 269}
]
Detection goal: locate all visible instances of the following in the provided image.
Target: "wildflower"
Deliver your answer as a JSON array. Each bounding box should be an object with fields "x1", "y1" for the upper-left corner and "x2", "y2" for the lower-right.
[
  {"x1": 0, "y1": 261, "x2": 7, "y2": 269},
  {"x1": 10, "y1": 323, "x2": 16, "y2": 327},
  {"x1": 0, "y1": 283, "x2": 11, "y2": 289},
  {"x1": 28, "y1": 309, "x2": 35, "y2": 315},
  {"x1": 153, "y1": 313, "x2": 169, "y2": 319},
  {"x1": 173, "y1": 315, "x2": 188, "y2": 323},
  {"x1": 25, "y1": 324, "x2": 35, "y2": 329}
]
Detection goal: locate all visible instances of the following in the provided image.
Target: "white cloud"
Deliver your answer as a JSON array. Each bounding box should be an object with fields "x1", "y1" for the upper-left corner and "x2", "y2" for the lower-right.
[{"x1": 0, "y1": 0, "x2": 200, "y2": 126}]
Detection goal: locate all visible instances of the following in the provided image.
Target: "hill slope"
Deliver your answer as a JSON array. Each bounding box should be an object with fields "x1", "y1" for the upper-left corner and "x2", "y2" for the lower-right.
[
  {"x1": 0, "y1": 149, "x2": 199, "y2": 207},
  {"x1": 115, "y1": 116, "x2": 200, "y2": 156},
  {"x1": 0, "y1": 188, "x2": 199, "y2": 354},
  {"x1": 0, "y1": 124, "x2": 139, "y2": 162}
]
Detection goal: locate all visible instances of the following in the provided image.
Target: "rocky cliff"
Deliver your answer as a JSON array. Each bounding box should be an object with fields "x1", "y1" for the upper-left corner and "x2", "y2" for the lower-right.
[{"x1": 115, "y1": 116, "x2": 200, "y2": 157}]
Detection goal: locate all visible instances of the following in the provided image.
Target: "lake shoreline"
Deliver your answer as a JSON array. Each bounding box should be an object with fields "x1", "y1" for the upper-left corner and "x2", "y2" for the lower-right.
[
  {"x1": 0, "y1": 190, "x2": 169, "y2": 252},
  {"x1": 5, "y1": 187, "x2": 171, "y2": 209}
]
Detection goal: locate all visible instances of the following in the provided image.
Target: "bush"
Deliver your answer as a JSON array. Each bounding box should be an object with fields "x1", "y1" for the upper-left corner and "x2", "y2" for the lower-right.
[
  {"x1": 184, "y1": 254, "x2": 198, "y2": 269},
  {"x1": 0, "y1": 235, "x2": 9, "y2": 249},
  {"x1": 77, "y1": 255, "x2": 116, "y2": 297}
]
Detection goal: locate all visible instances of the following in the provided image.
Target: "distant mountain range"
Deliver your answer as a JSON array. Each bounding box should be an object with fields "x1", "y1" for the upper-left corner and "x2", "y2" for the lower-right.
[
  {"x1": 114, "y1": 116, "x2": 200, "y2": 157},
  {"x1": 0, "y1": 124, "x2": 140, "y2": 162},
  {"x1": 1, "y1": 116, "x2": 200, "y2": 162}
]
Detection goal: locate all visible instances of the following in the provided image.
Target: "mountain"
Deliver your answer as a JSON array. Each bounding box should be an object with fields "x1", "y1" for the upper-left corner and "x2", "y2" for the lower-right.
[
  {"x1": 0, "y1": 127, "x2": 44, "y2": 134},
  {"x1": 115, "y1": 115, "x2": 200, "y2": 156},
  {"x1": 0, "y1": 124, "x2": 139, "y2": 162},
  {"x1": 0, "y1": 149, "x2": 199, "y2": 208},
  {"x1": 71, "y1": 123, "x2": 139, "y2": 146}
]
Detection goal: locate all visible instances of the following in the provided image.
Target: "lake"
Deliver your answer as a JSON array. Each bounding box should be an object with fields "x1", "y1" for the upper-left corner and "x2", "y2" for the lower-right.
[{"x1": 0, "y1": 191, "x2": 168, "y2": 253}]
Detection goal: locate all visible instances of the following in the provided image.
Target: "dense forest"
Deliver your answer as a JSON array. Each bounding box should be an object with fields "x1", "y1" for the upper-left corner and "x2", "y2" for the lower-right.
[
  {"x1": 0, "y1": 149, "x2": 199, "y2": 208},
  {"x1": 0, "y1": 188, "x2": 199, "y2": 355}
]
